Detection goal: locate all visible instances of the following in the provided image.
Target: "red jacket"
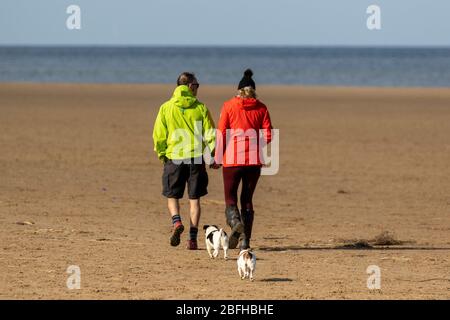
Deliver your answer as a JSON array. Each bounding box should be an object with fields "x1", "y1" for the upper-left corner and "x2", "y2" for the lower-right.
[{"x1": 215, "y1": 96, "x2": 273, "y2": 167}]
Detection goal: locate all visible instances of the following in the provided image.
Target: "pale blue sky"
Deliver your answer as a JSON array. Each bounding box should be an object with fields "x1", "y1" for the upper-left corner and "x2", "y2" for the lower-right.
[{"x1": 1, "y1": 0, "x2": 449, "y2": 46}]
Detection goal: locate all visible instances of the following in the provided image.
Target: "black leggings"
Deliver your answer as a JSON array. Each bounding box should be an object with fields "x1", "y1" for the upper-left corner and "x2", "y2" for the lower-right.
[{"x1": 223, "y1": 166, "x2": 261, "y2": 210}]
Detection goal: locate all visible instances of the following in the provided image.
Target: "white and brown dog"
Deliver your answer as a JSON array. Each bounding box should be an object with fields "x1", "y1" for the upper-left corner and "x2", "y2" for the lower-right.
[
  {"x1": 237, "y1": 249, "x2": 256, "y2": 281},
  {"x1": 203, "y1": 225, "x2": 229, "y2": 260}
]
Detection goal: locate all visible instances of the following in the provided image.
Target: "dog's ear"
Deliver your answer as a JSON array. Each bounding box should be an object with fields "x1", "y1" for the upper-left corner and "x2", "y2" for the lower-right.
[{"x1": 203, "y1": 225, "x2": 209, "y2": 230}]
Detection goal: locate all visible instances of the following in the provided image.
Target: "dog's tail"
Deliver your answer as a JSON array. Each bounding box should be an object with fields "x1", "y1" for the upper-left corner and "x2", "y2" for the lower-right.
[
  {"x1": 220, "y1": 228, "x2": 228, "y2": 243},
  {"x1": 220, "y1": 228, "x2": 229, "y2": 252}
]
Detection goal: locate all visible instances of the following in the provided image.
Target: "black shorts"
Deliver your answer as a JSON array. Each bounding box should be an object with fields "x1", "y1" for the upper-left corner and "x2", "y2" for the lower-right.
[{"x1": 162, "y1": 159, "x2": 208, "y2": 199}]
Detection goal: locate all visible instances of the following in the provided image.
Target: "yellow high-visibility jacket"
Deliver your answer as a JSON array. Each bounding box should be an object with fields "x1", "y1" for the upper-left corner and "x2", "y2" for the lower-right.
[{"x1": 153, "y1": 85, "x2": 216, "y2": 161}]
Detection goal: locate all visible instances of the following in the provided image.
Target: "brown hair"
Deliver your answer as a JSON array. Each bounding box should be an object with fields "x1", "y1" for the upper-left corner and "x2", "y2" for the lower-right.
[
  {"x1": 238, "y1": 86, "x2": 257, "y2": 99},
  {"x1": 177, "y1": 72, "x2": 196, "y2": 86}
]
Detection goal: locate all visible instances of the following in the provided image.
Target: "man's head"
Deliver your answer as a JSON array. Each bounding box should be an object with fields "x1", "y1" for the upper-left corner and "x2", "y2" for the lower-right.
[{"x1": 177, "y1": 72, "x2": 200, "y2": 96}]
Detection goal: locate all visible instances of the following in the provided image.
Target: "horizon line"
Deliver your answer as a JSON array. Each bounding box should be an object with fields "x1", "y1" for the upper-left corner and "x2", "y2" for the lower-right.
[
  {"x1": 2, "y1": 81, "x2": 450, "y2": 90},
  {"x1": 1, "y1": 44, "x2": 450, "y2": 49}
]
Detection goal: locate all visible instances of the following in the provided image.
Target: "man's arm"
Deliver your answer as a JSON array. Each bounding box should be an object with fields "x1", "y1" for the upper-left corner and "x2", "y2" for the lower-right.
[
  {"x1": 153, "y1": 105, "x2": 168, "y2": 162},
  {"x1": 202, "y1": 107, "x2": 216, "y2": 160}
]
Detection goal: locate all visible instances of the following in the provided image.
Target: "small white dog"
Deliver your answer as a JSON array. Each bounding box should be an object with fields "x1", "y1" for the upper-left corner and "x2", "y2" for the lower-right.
[
  {"x1": 237, "y1": 249, "x2": 256, "y2": 281},
  {"x1": 203, "y1": 225, "x2": 229, "y2": 260}
]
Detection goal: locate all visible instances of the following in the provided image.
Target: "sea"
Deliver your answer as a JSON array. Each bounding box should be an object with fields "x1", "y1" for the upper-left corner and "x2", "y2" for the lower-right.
[{"x1": 1, "y1": 46, "x2": 450, "y2": 87}]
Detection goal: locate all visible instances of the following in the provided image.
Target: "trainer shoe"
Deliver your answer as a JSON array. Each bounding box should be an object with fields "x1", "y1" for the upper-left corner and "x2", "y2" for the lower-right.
[
  {"x1": 186, "y1": 239, "x2": 198, "y2": 250},
  {"x1": 170, "y1": 223, "x2": 184, "y2": 247}
]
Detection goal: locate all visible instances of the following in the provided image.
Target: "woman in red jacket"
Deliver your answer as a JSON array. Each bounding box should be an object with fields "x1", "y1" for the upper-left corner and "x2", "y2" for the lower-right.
[{"x1": 215, "y1": 69, "x2": 273, "y2": 250}]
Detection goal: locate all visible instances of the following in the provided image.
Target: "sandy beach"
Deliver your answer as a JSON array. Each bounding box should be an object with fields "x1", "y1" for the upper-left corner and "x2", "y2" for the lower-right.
[{"x1": 0, "y1": 83, "x2": 449, "y2": 299}]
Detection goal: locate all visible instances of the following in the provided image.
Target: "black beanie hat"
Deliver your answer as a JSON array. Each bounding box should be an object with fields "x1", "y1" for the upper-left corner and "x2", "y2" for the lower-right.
[{"x1": 238, "y1": 69, "x2": 256, "y2": 90}]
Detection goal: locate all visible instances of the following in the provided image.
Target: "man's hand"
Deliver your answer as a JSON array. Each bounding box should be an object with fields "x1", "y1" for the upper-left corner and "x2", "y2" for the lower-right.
[{"x1": 159, "y1": 155, "x2": 169, "y2": 164}]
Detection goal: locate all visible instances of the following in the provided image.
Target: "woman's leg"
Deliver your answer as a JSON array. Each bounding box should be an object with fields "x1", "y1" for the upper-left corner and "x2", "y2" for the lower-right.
[
  {"x1": 223, "y1": 167, "x2": 241, "y2": 206},
  {"x1": 239, "y1": 166, "x2": 261, "y2": 249},
  {"x1": 240, "y1": 166, "x2": 261, "y2": 210},
  {"x1": 223, "y1": 167, "x2": 245, "y2": 249}
]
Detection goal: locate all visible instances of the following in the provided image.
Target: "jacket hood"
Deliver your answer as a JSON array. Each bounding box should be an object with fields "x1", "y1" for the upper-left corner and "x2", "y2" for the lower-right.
[
  {"x1": 234, "y1": 96, "x2": 259, "y2": 109},
  {"x1": 170, "y1": 85, "x2": 198, "y2": 108}
]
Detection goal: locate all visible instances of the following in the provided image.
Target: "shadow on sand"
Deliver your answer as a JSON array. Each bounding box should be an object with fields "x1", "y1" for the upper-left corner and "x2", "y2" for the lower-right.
[
  {"x1": 258, "y1": 245, "x2": 450, "y2": 252},
  {"x1": 260, "y1": 278, "x2": 294, "y2": 282}
]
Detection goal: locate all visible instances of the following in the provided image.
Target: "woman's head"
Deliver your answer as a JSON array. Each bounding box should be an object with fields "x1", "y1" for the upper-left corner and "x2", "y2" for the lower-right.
[
  {"x1": 238, "y1": 86, "x2": 257, "y2": 99},
  {"x1": 237, "y1": 69, "x2": 256, "y2": 98}
]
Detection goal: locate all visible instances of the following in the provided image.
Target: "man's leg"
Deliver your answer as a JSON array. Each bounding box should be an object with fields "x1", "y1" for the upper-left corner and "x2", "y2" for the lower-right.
[
  {"x1": 162, "y1": 160, "x2": 187, "y2": 247},
  {"x1": 168, "y1": 198, "x2": 184, "y2": 247},
  {"x1": 168, "y1": 198, "x2": 180, "y2": 217},
  {"x1": 187, "y1": 199, "x2": 201, "y2": 249},
  {"x1": 186, "y1": 159, "x2": 208, "y2": 250},
  {"x1": 189, "y1": 198, "x2": 201, "y2": 228}
]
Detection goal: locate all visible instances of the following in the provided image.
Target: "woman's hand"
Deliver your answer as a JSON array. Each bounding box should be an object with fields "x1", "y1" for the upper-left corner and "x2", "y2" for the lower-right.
[{"x1": 209, "y1": 160, "x2": 222, "y2": 169}]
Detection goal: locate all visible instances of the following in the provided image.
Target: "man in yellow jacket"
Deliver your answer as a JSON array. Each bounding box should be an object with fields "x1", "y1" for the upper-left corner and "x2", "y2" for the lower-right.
[{"x1": 153, "y1": 72, "x2": 216, "y2": 250}]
